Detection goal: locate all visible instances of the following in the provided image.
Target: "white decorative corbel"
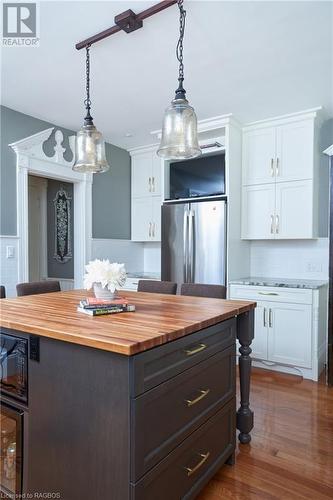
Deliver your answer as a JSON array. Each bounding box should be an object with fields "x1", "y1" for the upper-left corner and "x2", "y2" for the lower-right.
[
  {"x1": 9, "y1": 127, "x2": 75, "y2": 167},
  {"x1": 324, "y1": 144, "x2": 333, "y2": 157}
]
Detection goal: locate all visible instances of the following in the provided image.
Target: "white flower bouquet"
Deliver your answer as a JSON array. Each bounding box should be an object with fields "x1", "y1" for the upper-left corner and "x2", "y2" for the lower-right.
[{"x1": 83, "y1": 259, "x2": 127, "y2": 298}]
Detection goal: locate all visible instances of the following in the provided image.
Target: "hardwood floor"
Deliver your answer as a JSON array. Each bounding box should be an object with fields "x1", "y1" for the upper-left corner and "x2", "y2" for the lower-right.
[{"x1": 198, "y1": 368, "x2": 333, "y2": 499}]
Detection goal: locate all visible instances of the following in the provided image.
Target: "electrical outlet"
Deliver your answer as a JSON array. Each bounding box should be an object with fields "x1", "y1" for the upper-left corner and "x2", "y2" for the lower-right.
[
  {"x1": 307, "y1": 262, "x2": 322, "y2": 273},
  {"x1": 6, "y1": 246, "x2": 15, "y2": 259}
]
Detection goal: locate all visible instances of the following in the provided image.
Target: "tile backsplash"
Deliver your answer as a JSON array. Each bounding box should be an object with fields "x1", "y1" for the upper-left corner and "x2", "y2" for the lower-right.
[{"x1": 250, "y1": 238, "x2": 329, "y2": 281}]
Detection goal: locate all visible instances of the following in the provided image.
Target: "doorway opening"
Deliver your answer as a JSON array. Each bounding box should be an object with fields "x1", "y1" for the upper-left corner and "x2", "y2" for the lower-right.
[{"x1": 28, "y1": 175, "x2": 74, "y2": 290}]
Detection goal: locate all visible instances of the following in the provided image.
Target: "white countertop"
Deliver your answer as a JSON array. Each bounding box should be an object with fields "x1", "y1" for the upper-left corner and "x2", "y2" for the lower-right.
[{"x1": 229, "y1": 277, "x2": 328, "y2": 290}]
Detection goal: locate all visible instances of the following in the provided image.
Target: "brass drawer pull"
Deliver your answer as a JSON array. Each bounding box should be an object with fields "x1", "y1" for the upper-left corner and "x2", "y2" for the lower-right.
[
  {"x1": 184, "y1": 343, "x2": 207, "y2": 356},
  {"x1": 185, "y1": 452, "x2": 210, "y2": 476},
  {"x1": 185, "y1": 389, "x2": 210, "y2": 407}
]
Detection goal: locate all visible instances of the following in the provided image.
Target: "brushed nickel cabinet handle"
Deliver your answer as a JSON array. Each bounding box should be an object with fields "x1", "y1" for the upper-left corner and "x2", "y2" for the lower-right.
[
  {"x1": 269, "y1": 308, "x2": 273, "y2": 328},
  {"x1": 184, "y1": 343, "x2": 207, "y2": 356},
  {"x1": 276, "y1": 157, "x2": 279, "y2": 176},
  {"x1": 270, "y1": 215, "x2": 274, "y2": 234},
  {"x1": 263, "y1": 308, "x2": 267, "y2": 327},
  {"x1": 275, "y1": 214, "x2": 280, "y2": 234},
  {"x1": 185, "y1": 452, "x2": 210, "y2": 476},
  {"x1": 148, "y1": 177, "x2": 152, "y2": 192},
  {"x1": 270, "y1": 158, "x2": 274, "y2": 176},
  {"x1": 152, "y1": 176, "x2": 155, "y2": 192},
  {"x1": 152, "y1": 222, "x2": 155, "y2": 238},
  {"x1": 148, "y1": 222, "x2": 152, "y2": 238},
  {"x1": 258, "y1": 292, "x2": 279, "y2": 296},
  {"x1": 185, "y1": 389, "x2": 210, "y2": 407}
]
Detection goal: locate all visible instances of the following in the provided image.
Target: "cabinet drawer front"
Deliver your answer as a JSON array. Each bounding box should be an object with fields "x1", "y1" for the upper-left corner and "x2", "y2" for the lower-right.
[
  {"x1": 131, "y1": 399, "x2": 235, "y2": 500},
  {"x1": 131, "y1": 318, "x2": 236, "y2": 397},
  {"x1": 229, "y1": 285, "x2": 312, "y2": 305},
  {"x1": 131, "y1": 346, "x2": 235, "y2": 481}
]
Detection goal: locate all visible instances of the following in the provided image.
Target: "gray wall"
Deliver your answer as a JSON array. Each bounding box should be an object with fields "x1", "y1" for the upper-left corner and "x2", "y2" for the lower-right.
[
  {"x1": 0, "y1": 105, "x2": 131, "y2": 239},
  {"x1": 47, "y1": 179, "x2": 74, "y2": 279}
]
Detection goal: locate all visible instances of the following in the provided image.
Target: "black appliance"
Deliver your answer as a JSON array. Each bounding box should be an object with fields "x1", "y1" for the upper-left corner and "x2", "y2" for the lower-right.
[
  {"x1": 0, "y1": 333, "x2": 27, "y2": 498},
  {"x1": 0, "y1": 334, "x2": 28, "y2": 403},
  {"x1": 169, "y1": 152, "x2": 225, "y2": 200}
]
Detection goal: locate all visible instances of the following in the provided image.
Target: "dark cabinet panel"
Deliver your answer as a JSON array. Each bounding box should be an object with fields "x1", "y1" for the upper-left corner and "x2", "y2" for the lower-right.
[
  {"x1": 131, "y1": 399, "x2": 235, "y2": 500},
  {"x1": 131, "y1": 318, "x2": 236, "y2": 396},
  {"x1": 131, "y1": 345, "x2": 235, "y2": 480}
]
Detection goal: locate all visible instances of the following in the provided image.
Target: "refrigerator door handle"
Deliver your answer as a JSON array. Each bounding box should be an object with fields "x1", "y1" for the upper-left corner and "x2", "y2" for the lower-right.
[
  {"x1": 188, "y1": 210, "x2": 195, "y2": 282},
  {"x1": 183, "y1": 209, "x2": 189, "y2": 282}
]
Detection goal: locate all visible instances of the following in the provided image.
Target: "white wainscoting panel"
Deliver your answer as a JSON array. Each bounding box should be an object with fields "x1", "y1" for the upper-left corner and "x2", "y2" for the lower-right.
[
  {"x1": 250, "y1": 238, "x2": 329, "y2": 280},
  {"x1": 91, "y1": 239, "x2": 144, "y2": 273},
  {"x1": 0, "y1": 236, "x2": 19, "y2": 297}
]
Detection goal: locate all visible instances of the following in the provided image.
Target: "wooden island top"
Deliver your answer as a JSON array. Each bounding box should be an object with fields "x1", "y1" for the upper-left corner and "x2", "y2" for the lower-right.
[{"x1": 0, "y1": 289, "x2": 256, "y2": 355}]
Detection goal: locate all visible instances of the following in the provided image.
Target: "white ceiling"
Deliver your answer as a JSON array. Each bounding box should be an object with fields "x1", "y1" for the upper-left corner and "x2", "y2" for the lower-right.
[{"x1": 2, "y1": 0, "x2": 332, "y2": 149}]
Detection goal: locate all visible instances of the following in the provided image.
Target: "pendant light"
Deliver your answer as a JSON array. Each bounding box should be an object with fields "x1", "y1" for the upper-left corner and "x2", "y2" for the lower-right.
[
  {"x1": 157, "y1": 0, "x2": 201, "y2": 160},
  {"x1": 73, "y1": 45, "x2": 110, "y2": 173}
]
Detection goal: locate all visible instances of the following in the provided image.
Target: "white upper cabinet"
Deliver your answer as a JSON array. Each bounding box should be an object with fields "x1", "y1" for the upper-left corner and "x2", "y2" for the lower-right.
[
  {"x1": 275, "y1": 120, "x2": 314, "y2": 182},
  {"x1": 131, "y1": 150, "x2": 161, "y2": 198},
  {"x1": 243, "y1": 127, "x2": 276, "y2": 185},
  {"x1": 241, "y1": 108, "x2": 321, "y2": 240},
  {"x1": 275, "y1": 180, "x2": 314, "y2": 239},
  {"x1": 130, "y1": 147, "x2": 162, "y2": 242},
  {"x1": 242, "y1": 184, "x2": 276, "y2": 239}
]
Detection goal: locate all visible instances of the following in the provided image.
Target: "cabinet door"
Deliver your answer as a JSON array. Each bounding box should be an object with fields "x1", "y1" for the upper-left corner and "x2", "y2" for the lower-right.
[
  {"x1": 131, "y1": 198, "x2": 152, "y2": 241},
  {"x1": 267, "y1": 302, "x2": 312, "y2": 368},
  {"x1": 151, "y1": 197, "x2": 161, "y2": 241},
  {"x1": 275, "y1": 180, "x2": 313, "y2": 239},
  {"x1": 242, "y1": 184, "x2": 276, "y2": 239},
  {"x1": 243, "y1": 127, "x2": 276, "y2": 185},
  {"x1": 252, "y1": 302, "x2": 268, "y2": 360},
  {"x1": 276, "y1": 120, "x2": 314, "y2": 182},
  {"x1": 151, "y1": 154, "x2": 162, "y2": 196},
  {"x1": 132, "y1": 153, "x2": 153, "y2": 198}
]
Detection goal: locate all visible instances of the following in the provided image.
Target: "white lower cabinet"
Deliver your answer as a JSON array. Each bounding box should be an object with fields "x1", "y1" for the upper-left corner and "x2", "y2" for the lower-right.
[
  {"x1": 229, "y1": 284, "x2": 327, "y2": 381},
  {"x1": 266, "y1": 301, "x2": 312, "y2": 368}
]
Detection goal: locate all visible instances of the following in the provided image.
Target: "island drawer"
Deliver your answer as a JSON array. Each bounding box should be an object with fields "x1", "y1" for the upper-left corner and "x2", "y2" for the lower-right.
[
  {"x1": 131, "y1": 398, "x2": 235, "y2": 500},
  {"x1": 131, "y1": 345, "x2": 235, "y2": 481},
  {"x1": 131, "y1": 318, "x2": 236, "y2": 396}
]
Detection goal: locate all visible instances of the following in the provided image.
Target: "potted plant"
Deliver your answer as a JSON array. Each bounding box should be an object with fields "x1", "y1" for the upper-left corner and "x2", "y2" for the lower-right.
[{"x1": 83, "y1": 259, "x2": 127, "y2": 299}]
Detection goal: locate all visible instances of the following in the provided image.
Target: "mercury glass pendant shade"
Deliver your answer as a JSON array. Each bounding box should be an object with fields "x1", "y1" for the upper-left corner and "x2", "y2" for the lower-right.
[
  {"x1": 157, "y1": 96, "x2": 201, "y2": 160},
  {"x1": 73, "y1": 123, "x2": 110, "y2": 173}
]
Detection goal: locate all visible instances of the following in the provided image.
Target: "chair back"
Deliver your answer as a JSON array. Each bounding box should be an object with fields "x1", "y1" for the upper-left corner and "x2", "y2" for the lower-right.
[
  {"x1": 16, "y1": 280, "x2": 61, "y2": 297},
  {"x1": 180, "y1": 283, "x2": 226, "y2": 299},
  {"x1": 137, "y1": 280, "x2": 177, "y2": 295},
  {"x1": 0, "y1": 286, "x2": 6, "y2": 299}
]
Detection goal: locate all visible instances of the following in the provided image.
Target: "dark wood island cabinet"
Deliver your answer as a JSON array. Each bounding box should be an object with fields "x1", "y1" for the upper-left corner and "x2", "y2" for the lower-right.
[{"x1": 0, "y1": 290, "x2": 255, "y2": 500}]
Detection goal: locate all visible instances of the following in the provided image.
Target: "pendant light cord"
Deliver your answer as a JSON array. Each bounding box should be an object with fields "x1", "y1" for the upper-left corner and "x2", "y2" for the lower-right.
[
  {"x1": 175, "y1": 0, "x2": 187, "y2": 98},
  {"x1": 84, "y1": 44, "x2": 93, "y2": 125}
]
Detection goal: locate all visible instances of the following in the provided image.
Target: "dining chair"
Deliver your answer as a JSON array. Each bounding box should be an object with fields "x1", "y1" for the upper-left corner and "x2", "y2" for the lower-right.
[
  {"x1": 16, "y1": 280, "x2": 61, "y2": 297},
  {"x1": 137, "y1": 280, "x2": 177, "y2": 295},
  {"x1": 180, "y1": 283, "x2": 226, "y2": 299},
  {"x1": 0, "y1": 286, "x2": 6, "y2": 299}
]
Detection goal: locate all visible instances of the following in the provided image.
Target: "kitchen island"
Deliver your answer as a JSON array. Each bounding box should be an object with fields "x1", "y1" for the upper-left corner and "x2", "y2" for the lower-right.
[{"x1": 0, "y1": 290, "x2": 255, "y2": 500}]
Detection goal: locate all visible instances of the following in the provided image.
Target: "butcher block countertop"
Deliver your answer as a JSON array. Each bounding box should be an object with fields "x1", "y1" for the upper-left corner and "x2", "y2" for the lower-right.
[{"x1": 0, "y1": 290, "x2": 256, "y2": 355}]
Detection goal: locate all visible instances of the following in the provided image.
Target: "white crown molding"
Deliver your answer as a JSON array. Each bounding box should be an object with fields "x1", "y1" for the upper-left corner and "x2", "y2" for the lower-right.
[
  {"x1": 323, "y1": 144, "x2": 333, "y2": 157},
  {"x1": 243, "y1": 107, "x2": 323, "y2": 131},
  {"x1": 149, "y1": 113, "x2": 241, "y2": 141},
  {"x1": 9, "y1": 127, "x2": 76, "y2": 167}
]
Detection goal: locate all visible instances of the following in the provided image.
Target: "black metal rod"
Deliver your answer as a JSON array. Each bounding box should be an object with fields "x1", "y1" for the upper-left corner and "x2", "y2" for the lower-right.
[{"x1": 76, "y1": 0, "x2": 177, "y2": 50}]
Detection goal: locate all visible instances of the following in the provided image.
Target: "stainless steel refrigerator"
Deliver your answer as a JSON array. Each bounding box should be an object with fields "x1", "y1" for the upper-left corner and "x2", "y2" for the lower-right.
[{"x1": 161, "y1": 198, "x2": 227, "y2": 286}]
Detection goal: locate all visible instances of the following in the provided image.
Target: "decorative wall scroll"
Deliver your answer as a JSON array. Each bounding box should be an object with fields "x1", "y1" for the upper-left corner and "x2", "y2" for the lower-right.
[{"x1": 53, "y1": 187, "x2": 72, "y2": 263}]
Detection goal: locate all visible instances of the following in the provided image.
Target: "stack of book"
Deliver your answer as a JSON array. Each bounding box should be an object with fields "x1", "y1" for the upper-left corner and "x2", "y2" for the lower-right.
[{"x1": 77, "y1": 297, "x2": 135, "y2": 316}]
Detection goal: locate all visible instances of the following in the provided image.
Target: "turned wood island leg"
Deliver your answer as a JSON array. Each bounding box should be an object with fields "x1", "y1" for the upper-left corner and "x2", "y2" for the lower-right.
[{"x1": 236, "y1": 310, "x2": 254, "y2": 444}]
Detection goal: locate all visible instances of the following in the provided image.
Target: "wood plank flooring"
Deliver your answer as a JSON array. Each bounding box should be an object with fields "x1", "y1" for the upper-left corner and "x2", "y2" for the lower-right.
[{"x1": 198, "y1": 368, "x2": 333, "y2": 499}]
